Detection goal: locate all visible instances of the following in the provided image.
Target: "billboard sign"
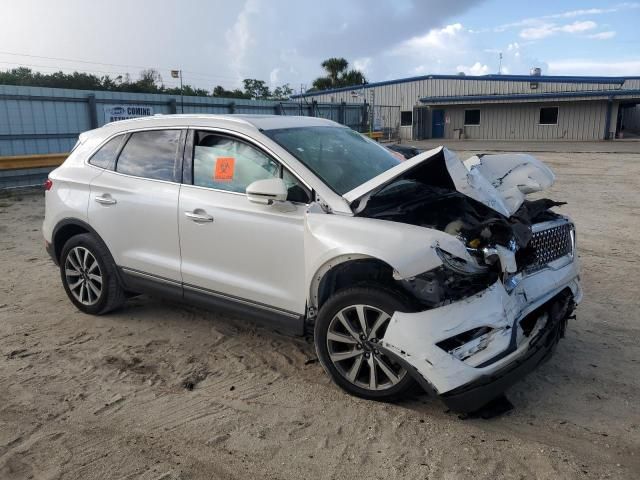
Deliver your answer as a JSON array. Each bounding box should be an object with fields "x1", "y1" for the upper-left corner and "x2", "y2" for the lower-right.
[{"x1": 103, "y1": 105, "x2": 154, "y2": 124}]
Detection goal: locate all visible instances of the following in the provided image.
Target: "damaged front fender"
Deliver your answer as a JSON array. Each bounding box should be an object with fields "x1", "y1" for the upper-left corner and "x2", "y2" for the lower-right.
[{"x1": 304, "y1": 209, "x2": 476, "y2": 308}]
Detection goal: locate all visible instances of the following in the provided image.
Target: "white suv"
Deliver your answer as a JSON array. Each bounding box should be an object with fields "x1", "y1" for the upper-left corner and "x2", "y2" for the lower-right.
[{"x1": 43, "y1": 114, "x2": 581, "y2": 412}]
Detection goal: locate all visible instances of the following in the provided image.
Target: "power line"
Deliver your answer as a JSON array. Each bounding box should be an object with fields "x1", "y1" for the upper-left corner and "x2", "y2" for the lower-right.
[{"x1": 0, "y1": 50, "x2": 244, "y2": 84}]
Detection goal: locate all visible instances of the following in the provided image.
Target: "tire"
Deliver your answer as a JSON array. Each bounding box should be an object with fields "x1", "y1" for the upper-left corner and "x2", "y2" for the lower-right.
[
  {"x1": 59, "y1": 233, "x2": 126, "y2": 315},
  {"x1": 314, "y1": 286, "x2": 415, "y2": 400}
]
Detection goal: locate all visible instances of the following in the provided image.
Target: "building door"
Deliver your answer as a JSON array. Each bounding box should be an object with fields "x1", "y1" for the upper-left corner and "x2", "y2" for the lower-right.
[
  {"x1": 412, "y1": 107, "x2": 431, "y2": 140},
  {"x1": 431, "y1": 109, "x2": 445, "y2": 138}
]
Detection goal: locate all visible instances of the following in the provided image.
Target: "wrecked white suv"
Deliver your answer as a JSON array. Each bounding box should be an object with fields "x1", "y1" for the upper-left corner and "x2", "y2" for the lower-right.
[{"x1": 43, "y1": 115, "x2": 581, "y2": 412}]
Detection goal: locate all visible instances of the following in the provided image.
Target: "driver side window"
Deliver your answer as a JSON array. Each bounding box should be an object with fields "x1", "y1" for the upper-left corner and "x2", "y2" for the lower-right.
[
  {"x1": 193, "y1": 132, "x2": 279, "y2": 193},
  {"x1": 192, "y1": 131, "x2": 311, "y2": 203}
]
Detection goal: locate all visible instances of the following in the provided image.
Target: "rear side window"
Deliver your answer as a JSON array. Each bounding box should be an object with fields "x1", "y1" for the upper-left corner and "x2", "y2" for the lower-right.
[
  {"x1": 116, "y1": 130, "x2": 181, "y2": 181},
  {"x1": 89, "y1": 134, "x2": 124, "y2": 169}
]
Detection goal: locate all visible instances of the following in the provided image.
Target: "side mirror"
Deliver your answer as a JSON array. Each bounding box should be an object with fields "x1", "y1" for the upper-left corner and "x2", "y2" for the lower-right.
[{"x1": 246, "y1": 178, "x2": 288, "y2": 205}]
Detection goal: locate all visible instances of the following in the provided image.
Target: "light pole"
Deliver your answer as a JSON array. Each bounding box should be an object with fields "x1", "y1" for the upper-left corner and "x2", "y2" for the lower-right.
[{"x1": 171, "y1": 69, "x2": 183, "y2": 113}]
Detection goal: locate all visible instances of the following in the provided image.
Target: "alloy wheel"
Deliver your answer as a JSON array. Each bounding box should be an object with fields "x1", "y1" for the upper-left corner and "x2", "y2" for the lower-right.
[
  {"x1": 64, "y1": 246, "x2": 103, "y2": 306},
  {"x1": 326, "y1": 304, "x2": 406, "y2": 391}
]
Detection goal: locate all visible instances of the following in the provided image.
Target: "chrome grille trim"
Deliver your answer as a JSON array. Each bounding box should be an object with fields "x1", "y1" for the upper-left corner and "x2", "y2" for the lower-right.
[{"x1": 525, "y1": 220, "x2": 574, "y2": 273}]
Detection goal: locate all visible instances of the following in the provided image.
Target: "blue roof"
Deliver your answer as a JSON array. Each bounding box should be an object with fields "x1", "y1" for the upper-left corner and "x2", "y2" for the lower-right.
[
  {"x1": 291, "y1": 74, "x2": 640, "y2": 98},
  {"x1": 419, "y1": 89, "x2": 640, "y2": 104}
]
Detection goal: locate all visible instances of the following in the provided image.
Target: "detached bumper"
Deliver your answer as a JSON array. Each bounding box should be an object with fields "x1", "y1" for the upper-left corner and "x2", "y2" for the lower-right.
[
  {"x1": 439, "y1": 290, "x2": 573, "y2": 412},
  {"x1": 381, "y1": 255, "x2": 581, "y2": 413}
]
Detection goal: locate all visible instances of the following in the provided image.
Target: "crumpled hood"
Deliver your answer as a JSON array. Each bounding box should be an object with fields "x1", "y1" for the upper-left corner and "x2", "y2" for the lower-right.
[{"x1": 344, "y1": 146, "x2": 555, "y2": 217}]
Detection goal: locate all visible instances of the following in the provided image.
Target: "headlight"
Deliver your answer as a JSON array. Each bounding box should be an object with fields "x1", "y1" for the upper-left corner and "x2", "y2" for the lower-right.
[
  {"x1": 436, "y1": 247, "x2": 489, "y2": 276},
  {"x1": 399, "y1": 253, "x2": 498, "y2": 308}
]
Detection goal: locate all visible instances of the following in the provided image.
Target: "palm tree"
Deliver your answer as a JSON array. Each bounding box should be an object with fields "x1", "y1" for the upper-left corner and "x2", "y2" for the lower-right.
[
  {"x1": 311, "y1": 58, "x2": 367, "y2": 91},
  {"x1": 341, "y1": 70, "x2": 366, "y2": 87},
  {"x1": 320, "y1": 58, "x2": 349, "y2": 86}
]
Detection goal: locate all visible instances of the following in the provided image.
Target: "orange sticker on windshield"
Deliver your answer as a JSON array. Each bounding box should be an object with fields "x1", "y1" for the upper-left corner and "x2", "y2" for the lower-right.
[{"x1": 214, "y1": 157, "x2": 235, "y2": 181}]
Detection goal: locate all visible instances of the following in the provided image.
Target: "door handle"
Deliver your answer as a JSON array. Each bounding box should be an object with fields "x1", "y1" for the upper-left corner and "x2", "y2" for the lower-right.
[
  {"x1": 184, "y1": 210, "x2": 214, "y2": 223},
  {"x1": 94, "y1": 194, "x2": 117, "y2": 205}
]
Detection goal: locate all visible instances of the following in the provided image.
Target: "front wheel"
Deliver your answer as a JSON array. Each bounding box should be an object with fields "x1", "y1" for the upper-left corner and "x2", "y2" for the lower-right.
[{"x1": 314, "y1": 286, "x2": 415, "y2": 400}]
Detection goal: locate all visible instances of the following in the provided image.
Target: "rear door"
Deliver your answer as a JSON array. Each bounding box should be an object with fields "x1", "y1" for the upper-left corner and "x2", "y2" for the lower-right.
[
  {"x1": 178, "y1": 130, "x2": 310, "y2": 317},
  {"x1": 88, "y1": 128, "x2": 185, "y2": 282}
]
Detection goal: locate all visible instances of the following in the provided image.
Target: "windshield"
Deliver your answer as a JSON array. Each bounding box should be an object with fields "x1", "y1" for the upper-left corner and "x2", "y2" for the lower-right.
[{"x1": 263, "y1": 126, "x2": 400, "y2": 195}]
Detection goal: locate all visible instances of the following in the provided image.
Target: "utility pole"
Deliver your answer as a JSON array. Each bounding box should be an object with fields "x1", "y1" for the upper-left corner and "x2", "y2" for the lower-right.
[
  {"x1": 498, "y1": 53, "x2": 503, "y2": 75},
  {"x1": 369, "y1": 89, "x2": 376, "y2": 138},
  {"x1": 362, "y1": 79, "x2": 366, "y2": 133}
]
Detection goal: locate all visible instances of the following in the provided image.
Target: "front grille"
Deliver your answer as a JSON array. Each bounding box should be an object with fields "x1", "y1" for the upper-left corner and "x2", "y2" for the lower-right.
[{"x1": 525, "y1": 222, "x2": 574, "y2": 273}]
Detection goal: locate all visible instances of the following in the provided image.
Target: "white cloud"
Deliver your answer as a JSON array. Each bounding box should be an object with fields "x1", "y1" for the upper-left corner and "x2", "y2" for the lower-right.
[
  {"x1": 269, "y1": 68, "x2": 280, "y2": 84},
  {"x1": 495, "y1": 3, "x2": 639, "y2": 31},
  {"x1": 588, "y1": 31, "x2": 617, "y2": 40},
  {"x1": 520, "y1": 24, "x2": 556, "y2": 39},
  {"x1": 387, "y1": 23, "x2": 475, "y2": 76},
  {"x1": 225, "y1": 0, "x2": 260, "y2": 81},
  {"x1": 557, "y1": 20, "x2": 597, "y2": 33},
  {"x1": 353, "y1": 57, "x2": 372, "y2": 73},
  {"x1": 457, "y1": 62, "x2": 490, "y2": 75},
  {"x1": 520, "y1": 20, "x2": 597, "y2": 39},
  {"x1": 545, "y1": 6, "x2": 626, "y2": 19},
  {"x1": 397, "y1": 23, "x2": 464, "y2": 52},
  {"x1": 219, "y1": 0, "x2": 484, "y2": 88},
  {"x1": 547, "y1": 59, "x2": 640, "y2": 76}
]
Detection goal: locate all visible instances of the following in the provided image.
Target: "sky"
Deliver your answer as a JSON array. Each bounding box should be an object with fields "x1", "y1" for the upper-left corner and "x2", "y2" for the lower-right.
[{"x1": 1, "y1": 0, "x2": 639, "y2": 93}]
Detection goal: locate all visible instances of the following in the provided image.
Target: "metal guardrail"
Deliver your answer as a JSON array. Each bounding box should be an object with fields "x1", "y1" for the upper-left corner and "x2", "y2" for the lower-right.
[{"x1": 0, "y1": 153, "x2": 67, "y2": 189}]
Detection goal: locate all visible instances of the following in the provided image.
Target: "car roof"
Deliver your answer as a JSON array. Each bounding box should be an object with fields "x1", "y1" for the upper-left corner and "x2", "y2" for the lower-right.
[{"x1": 98, "y1": 114, "x2": 341, "y2": 133}]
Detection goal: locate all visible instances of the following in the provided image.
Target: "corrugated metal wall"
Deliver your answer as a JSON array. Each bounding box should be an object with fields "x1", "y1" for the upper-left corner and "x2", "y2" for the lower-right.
[
  {"x1": 0, "y1": 85, "x2": 366, "y2": 156},
  {"x1": 442, "y1": 101, "x2": 609, "y2": 140},
  {"x1": 304, "y1": 78, "x2": 632, "y2": 110},
  {"x1": 0, "y1": 85, "x2": 90, "y2": 155},
  {"x1": 301, "y1": 77, "x2": 640, "y2": 141}
]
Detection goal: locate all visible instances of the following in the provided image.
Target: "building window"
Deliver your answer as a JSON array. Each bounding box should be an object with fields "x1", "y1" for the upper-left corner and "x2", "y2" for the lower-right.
[
  {"x1": 539, "y1": 107, "x2": 559, "y2": 125},
  {"x1": 464, "y1": 109, "x2": 481, "y2": 126},
  {"x1": 400, "y1": 111, "x2": 413, "y2": 126}
]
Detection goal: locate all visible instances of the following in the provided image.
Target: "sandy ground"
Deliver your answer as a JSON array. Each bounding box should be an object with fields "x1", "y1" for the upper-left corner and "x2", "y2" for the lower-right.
[{"x1": 1, "y1": 146, "x2": 639, "y2": 480}]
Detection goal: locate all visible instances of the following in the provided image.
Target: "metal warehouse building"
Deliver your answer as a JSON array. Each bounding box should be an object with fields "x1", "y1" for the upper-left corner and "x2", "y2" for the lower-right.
[{"x1": 293, "y1": 73, "x2": 640, "y2": 142}]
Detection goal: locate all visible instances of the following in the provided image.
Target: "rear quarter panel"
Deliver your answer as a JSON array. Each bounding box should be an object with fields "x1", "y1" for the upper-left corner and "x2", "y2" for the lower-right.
[{"x1": 43, "y1": 134, "x2": 108, "y2": 243}]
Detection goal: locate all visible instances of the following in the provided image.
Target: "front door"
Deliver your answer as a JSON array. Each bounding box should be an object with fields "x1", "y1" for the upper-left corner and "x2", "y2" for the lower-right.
[
  {"x1": 178, "y1": 130, "x2": 309, "y2": 317},
  {"x1": 431, "y1": 109, "x2": 445, "y2": 138}
]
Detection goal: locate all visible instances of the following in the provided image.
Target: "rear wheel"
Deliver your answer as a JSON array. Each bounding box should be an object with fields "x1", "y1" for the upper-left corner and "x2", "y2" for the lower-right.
[
  {"x1": 59, "y1": 233, "x2": 126, "y2": 315},
  {"x1": 314, "y1": 286, "x2": 414, "y2": 400}
]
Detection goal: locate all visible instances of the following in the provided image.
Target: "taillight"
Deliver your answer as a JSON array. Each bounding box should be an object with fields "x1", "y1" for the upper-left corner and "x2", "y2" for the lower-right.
[{"x1": 44, "y1": 178, "x2": 53, "y2": 191}]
